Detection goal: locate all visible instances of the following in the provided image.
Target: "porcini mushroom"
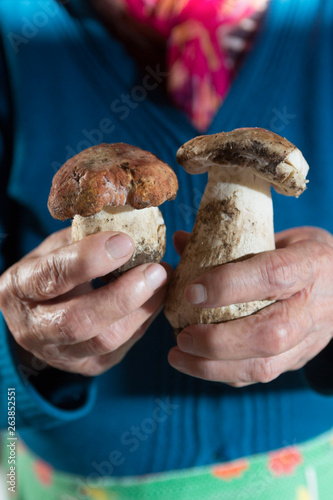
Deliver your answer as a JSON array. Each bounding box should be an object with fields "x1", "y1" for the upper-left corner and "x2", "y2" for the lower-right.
[
  {"x1": 48, "y1": 143, "x2": 178, "y2": 274},
  {"x1": 165, "y1": 128, "x2": 309, "y2": 332}
]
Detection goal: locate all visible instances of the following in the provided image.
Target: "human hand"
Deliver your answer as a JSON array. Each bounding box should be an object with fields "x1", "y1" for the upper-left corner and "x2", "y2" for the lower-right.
[
  {"x1": 0, "y1": 228, "x2": 169, "y2": 376},
  {"x1": 168, "y1": 227, "x2": 333, "y2": 387}
]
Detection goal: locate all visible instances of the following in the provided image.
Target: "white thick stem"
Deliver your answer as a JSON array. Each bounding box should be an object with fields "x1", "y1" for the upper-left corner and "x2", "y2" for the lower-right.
[
  {"x1": 165, "y1": 167, "x2": 275, "y2": 331},
  {"x1": 72, "y1": 205, "x2": 166, "y2": 274}
]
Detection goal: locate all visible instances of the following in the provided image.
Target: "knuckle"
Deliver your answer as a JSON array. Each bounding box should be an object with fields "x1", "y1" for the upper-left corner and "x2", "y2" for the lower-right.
[
  {"x1": 260, "y1": 323, "x2": 290, "y2": 356},
  {"x1": 262, "y1": 254, "x2": 296, "y2": 290},
  {"x1": 54, "y1": 307, "x2": 80, "y2": 344},
  {"x1": 187, "y1": 324, "x2": 222, "y2": 359},
  {"x1": 85, "y1": 330, "x2": 121, "y2": 355},
  {"x1": 111, "y1": 280, "x2": 146, "y2": 316},
  {"x1": 263, "y1": 251, "x2": 314, "y2": 296},
  {"x1": 256, "y1": 299, "x2": 303, "y2": 357},
  {"x1": 75, "y1": 307, "x2": 97, "y2": 333},
  {"x1": 34, "y1": 255, "x2": 67, "y2": 298},
  {"x1": 6, "y1": 266, "x2": 26, "y2": 302},
  {"x1": 55, "y1": 305, "x2": 97, "y2": 344},
  {"x1": 40, "y1": 344, "x2": 60, "y2": 360},
  {"x1": 248, "y1": 358, "x2": 280, "y2": 384}
]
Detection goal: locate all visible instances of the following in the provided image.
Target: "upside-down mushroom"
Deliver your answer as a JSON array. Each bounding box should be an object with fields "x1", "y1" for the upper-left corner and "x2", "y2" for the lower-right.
[{"x1": 165, "y1": 128, "x2": 309, "y2": 333}]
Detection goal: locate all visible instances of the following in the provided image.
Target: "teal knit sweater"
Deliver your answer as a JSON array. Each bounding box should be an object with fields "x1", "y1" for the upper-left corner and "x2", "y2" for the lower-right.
[{"x1": 0, "y1": 0, "x2": 332, "y2": 477}]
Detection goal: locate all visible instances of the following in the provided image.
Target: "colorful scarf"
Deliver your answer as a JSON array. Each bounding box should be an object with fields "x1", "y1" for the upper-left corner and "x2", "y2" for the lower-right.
[{"x1": 111, "y1": 0, "x2": 269, "y2": 130}]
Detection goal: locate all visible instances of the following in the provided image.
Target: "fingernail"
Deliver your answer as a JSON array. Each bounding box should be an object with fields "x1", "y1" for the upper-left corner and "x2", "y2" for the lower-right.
[
  {"x1": 106, "y1": 234, "x2": 134, "y2": 259},
  {"x1": 185, "y1": 284, "x2": 207, "y2": 305},
  {"x1": 177, "y1": 332, "x2": 193, "y2": 353},
  {"x1": 144, "y1": 264, "x2": 167, "y2": 291}
]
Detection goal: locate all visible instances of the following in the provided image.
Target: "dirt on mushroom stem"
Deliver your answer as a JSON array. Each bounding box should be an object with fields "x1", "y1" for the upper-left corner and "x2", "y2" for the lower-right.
[
  {"x1": 165, "y1": 166, "x2": 276, "y2": 331},
  {"x1": 72, "y1": 205, "x2": 166, "y2": 276}
]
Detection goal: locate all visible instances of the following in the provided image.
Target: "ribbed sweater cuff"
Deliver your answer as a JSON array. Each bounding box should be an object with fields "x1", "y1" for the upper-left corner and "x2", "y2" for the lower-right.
[{"x1": 0, "y1": 313, "x2": 97, "y2": 430}]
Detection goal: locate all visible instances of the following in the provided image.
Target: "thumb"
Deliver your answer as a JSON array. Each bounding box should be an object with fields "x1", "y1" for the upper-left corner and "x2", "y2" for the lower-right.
[{"x1": 3, "y1": 231, "x2": 134, "y2": 302}]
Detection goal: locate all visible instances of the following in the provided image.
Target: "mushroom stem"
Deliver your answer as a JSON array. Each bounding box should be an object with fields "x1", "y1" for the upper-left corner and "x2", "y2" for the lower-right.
[
  {"x1": 165, "y1": 166, "x2": 275, "y2": 332},
  {"x1": 202, "y1": 166, "x2": 275, "y2": 259},
  {"x1": 72, "y1": 205, "x2": 166, "y2": 274}
]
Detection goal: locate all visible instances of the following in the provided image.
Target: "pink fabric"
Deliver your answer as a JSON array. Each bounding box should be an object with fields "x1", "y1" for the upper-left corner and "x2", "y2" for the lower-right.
[{"x1": 116, "y1": 0, "x2": 266, "y2": 130}]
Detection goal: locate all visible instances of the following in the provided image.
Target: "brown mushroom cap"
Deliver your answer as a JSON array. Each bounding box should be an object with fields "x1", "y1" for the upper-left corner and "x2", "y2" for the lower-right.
[
  {"x1": 176, "y1": 128, "x2": 309, "y2": 197},
  {"x1": 48, "y1": 143, "x2": 179, "y2": 221}
]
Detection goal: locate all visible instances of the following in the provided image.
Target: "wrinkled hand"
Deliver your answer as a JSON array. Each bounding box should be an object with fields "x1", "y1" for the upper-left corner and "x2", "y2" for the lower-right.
[
  {"x1": 168, "y1": 227, "x2": 333, "y2": 387},
  {"x1": 0, "y1": 228, "x2": 169, "y2": 376}
]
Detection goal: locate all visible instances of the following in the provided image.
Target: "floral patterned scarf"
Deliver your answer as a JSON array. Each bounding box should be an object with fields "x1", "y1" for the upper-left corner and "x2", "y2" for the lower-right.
[{"x1": 100, "y1": 0, "x2": 269, "y2": 130}]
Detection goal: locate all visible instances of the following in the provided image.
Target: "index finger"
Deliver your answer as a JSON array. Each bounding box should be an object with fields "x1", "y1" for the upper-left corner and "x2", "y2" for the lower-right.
[
  {"x1": 2, "y1": 231, "x2": 134, "y2": 302},
  {"x1": 185, "y1": 241, "x2": 317, "y2": 308}
]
